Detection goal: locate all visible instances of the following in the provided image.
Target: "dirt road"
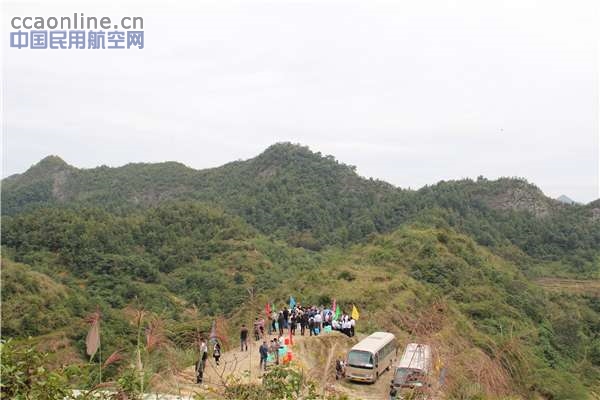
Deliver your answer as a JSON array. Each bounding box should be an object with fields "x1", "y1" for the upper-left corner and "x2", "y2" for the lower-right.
[{"x1": 172, "y1": 331, "x2": 401, "y2": 399}]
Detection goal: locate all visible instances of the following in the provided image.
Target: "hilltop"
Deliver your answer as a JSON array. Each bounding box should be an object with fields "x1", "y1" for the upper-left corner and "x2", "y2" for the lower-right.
[{"x1": 557, "y1": 195, "x2": 578, "y2": 205}]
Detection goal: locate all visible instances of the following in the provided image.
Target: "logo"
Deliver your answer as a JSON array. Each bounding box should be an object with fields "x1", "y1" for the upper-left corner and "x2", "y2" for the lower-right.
[{"x1": 9, "y1": 14, "x2": 144, "y2": 50}]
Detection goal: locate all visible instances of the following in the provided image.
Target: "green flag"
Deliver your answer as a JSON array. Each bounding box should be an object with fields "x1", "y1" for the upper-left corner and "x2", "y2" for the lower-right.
[{"x1": 334, "y1": 306, "x2": 341, "y2": 320}]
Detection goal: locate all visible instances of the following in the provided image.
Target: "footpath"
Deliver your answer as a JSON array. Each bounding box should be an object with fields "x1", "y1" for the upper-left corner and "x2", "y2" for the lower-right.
[{"x1": 172, "y1": 331, "x2": 396, "y2": 400}]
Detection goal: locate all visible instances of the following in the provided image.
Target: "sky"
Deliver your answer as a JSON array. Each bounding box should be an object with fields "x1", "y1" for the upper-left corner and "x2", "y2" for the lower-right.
[{"x1": 2, "y1": 0, "x2": 599, "y2": 203}]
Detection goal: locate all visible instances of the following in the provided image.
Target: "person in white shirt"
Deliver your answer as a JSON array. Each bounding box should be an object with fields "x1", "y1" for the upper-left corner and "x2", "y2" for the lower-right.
[
  {"x1": 200, "y1": 339, "x2": 208, "y2": 369},
  {"x1": 332, "y1": 319, "x2": 341, "y2": 330},
  {"x1": 314, "y1": 312, "x2": 323, "y2": 334},
  {"x1": 341, "y1": 319, "x2": 351, "y2": 337},
  {"x1": 196, "y1": 339, "x2": 208, "y2": 383}
]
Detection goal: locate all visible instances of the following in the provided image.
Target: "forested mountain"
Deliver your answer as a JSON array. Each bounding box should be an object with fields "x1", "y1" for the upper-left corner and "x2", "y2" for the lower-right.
[
  {"x1": 2, "y1": 143, "x2": 599, "y2": 399},
  {"x1": 3, "y1": 143, "x2": 599, "y2": 259}
]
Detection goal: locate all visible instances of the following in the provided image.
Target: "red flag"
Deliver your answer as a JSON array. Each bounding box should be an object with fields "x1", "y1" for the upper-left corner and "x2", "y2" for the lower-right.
[
  {"x1": 265, "y1": 302, "x2": 271, "y2": 316},
  {"x1": 85, "y1": 310, "x2": 101, "y2": 359}
]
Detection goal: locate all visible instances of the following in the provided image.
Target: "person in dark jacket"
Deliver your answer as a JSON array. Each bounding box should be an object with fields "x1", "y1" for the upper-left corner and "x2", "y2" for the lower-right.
[
  {"x1": 259, "y1": 341, "x2": 269, "y2": 370},
  {"x1": 290, "y1": 313, "x2": 297, "y2": 335},
  {"x1": 300, "y1": 312, "x2": 307, "y2": 336},
  {"x1": 240, "y1": 324, "x2": 249, "y2": 351},
  {"x1": 282, "y1": 307, "x2": 290, "y2": 332},
  {"x1": 277, "y1": 311, "x2": 285, "y2": 336},
  {"x1": 195, "y1": 358, "x2": 204, "y2": 383},
  {"x1": 213, "y1": 342, "x2": 221, "y2": 366}
]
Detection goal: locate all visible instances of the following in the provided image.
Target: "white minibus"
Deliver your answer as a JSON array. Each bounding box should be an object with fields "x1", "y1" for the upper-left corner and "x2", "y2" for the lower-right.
[{"x1": 345, "y1": 332, "x2": 396, "y2": 383}]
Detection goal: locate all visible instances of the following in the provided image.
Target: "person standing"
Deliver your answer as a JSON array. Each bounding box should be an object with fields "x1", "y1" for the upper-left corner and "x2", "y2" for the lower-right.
[
  {"x1": 271, "y1": 310, "x2": 278, "y2": 334},
  {"x1": 335, "y1": 358, "x2": 345, "y2": 380},
  {"x1": 270, "y1": 338, "x2": 280, "y2": 365},
  {"x1": 290, "y1": 313, "x2": 297, "y2": 336},
  {"x1": 213, "y1": 342, "x2": 221, "y2": 366},
  {"x1": 341, "y1": 319, "x2": 351, "y2": 337},
  {"x1": 258, "y1": 317, "x2": 265, "y2": 339},
  {"x1": 277, "y1": 311, "x2": 285, "y2": 336},
  {"x1": 259, "y1": 341, "x2": 269, "y2": 370},
  {"x1": 240, "y1": 324, "x2": 249, "y2": 351},
  {"x1": 195, "y1": 357, "x2": 204, "y2": 383},
  {"x1": 314, "y1": 311, "x2": 323, "y2": 334},
  {"x1": 282, "y1": 307, "x2": 290, "y2": 333},
  {"x1": 300, "y1": 312, "x2": 307, "y2": 336},
  {"x1": 254, "y1": 318, "x2": 261, "y2": 341},
  {"x1": 200, "y1": 339, "x2": 208, "y2": 370}
]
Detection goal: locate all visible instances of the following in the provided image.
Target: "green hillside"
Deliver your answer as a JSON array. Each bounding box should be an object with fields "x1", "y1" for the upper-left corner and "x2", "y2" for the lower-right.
[
  {"x1": 2, "y1": 143, "x2": 599, "y2": 399},
  {"x1": 1, "y1": 144, "x2": 408, "y2": 248},
  {"x1": 3, "y1": 144, "x2": 599, "y2": 269}
]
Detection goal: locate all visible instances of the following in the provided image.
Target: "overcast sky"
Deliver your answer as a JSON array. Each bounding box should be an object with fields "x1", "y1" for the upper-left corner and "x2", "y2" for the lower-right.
[{"x1": 2, "y1": 0, "x2": 599, "y2": 202}]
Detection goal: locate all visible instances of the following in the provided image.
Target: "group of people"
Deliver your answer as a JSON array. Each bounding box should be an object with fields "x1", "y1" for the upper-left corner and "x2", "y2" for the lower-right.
[
  {"x1": 246, "y1": 302, "x2": 358, "y2": 371},
  {"x1": 248, "y1": 304, "x2": 357, "y2": 344},
  {"x1": 258, "y1": 336, "x2": 287, "y2": 370},
  {"x1": 196, "y1": 300, "x2": 360, "y2": 380},
  {"x1": 195, "y1": 338, "x2": 222, "y2": 384}
]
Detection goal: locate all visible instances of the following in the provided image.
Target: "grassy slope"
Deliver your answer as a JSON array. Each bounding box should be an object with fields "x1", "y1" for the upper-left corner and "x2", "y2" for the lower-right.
[{"x1": 292, "y1": 226, "x2": 600, "y2": 399}]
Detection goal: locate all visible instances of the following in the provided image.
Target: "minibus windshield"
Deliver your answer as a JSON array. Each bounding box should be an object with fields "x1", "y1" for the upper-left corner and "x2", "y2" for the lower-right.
[{"x1": 348, "y1": 350, "x2": 373, "y2": 368}]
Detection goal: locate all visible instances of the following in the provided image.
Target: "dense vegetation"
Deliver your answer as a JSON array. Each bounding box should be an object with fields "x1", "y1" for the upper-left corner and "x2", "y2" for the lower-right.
[
  {"x1": 3, "y1": 144, "x2": 599, "y2": 272},
  {"x1": 2, "y1": 143, "x2": 599, "y2": 399}
]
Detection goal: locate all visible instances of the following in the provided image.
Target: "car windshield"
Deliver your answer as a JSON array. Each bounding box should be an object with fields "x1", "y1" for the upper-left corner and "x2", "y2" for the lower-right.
[
  {"x1": 394, "y1": 368, "x2": 424, "y2": 385},
  {"x1": 347, "y1": 350, "x2": 373, "y2": 368}
]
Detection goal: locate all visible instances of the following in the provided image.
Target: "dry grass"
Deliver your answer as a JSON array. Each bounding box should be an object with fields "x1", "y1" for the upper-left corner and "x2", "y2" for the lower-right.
[{"x1": 534, "y1": 278, "x2": 600, "y2": 296}]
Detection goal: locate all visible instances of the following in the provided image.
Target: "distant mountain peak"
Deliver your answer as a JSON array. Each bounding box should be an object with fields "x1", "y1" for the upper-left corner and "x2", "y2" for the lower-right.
[
  {"x1": 27, "y1": 155, "x2": 73, "y2": 174},
  {"x1": 252, "y1": 142, "x2": 350, "y2": 174},
  {"x1": 557, "y1": 194, "x2": 578, "y2": 205},
  {"x1": 258, "y1": 142, "x2": 319, "y2": 160},
  {"x1": 37, "y1": 155, "x2": 69, "y2": 167}
]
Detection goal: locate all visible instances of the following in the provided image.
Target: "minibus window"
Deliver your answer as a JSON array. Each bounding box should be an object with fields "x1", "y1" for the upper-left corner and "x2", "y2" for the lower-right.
[{"x1": 348, "y1": 350, "x2": 373, "y2": 368}]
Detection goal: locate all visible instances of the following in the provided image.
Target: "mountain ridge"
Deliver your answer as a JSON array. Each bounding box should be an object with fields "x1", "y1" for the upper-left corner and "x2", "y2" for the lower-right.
[
  {"x1": 6, "y1": 142, "x2": 592, "y2": 209},
  {"x1": 3, "y1": 143, "x2": 598, "y2": 267}
]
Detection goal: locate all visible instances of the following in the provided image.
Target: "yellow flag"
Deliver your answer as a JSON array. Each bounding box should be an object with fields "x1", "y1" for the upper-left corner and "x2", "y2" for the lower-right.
[{"x1": 352, "y1": 305, "x2": 360, "y2": 320}]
